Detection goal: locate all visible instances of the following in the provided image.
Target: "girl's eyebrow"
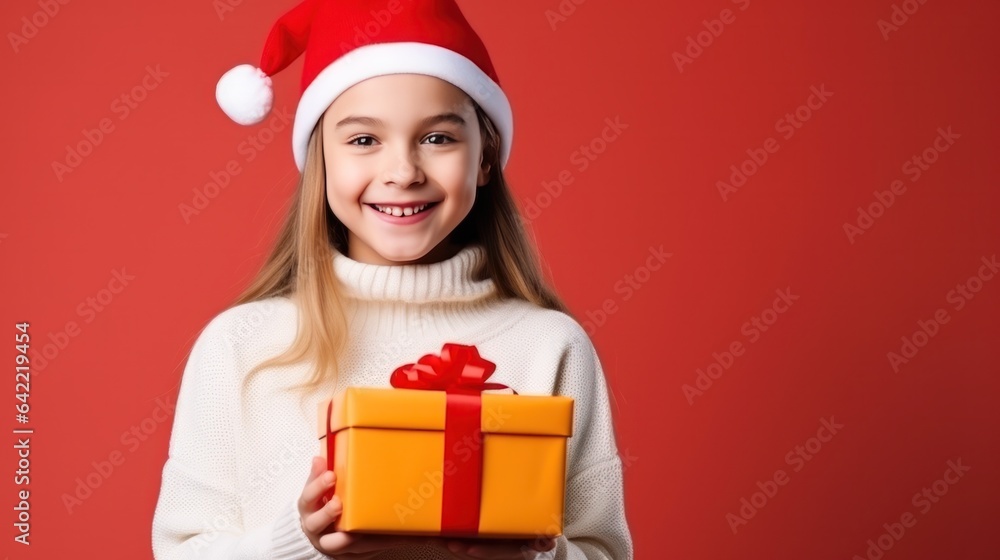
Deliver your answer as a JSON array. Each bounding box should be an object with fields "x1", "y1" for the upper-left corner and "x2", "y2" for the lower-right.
[{"x1": 335, "y1": 112, "x2": 467, "y2": 130}]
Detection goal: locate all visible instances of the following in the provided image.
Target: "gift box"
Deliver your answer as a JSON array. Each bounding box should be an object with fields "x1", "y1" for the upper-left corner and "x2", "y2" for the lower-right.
[{"x1": 316, "y1": 343, "x2": 574, "y2": 539}]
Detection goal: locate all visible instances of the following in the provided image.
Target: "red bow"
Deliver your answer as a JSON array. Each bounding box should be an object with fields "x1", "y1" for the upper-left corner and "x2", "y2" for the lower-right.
[{"x1": 390, "y1": 343, "x2": 514, "y2": 395}]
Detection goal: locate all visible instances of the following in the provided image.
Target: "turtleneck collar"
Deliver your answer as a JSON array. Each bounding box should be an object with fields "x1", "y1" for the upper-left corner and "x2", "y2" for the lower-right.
[
  {"x1": 329, "y1": 243, "x2": 523, "y2": 341},
  {"x1": 331, "y1": 243, "x2": 497, "y2": 304}
]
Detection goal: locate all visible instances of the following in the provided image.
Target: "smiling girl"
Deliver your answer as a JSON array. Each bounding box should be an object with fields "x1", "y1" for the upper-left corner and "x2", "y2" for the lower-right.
[{"x1": 151, "y1": 1, "x2": 633, "y2": 558}]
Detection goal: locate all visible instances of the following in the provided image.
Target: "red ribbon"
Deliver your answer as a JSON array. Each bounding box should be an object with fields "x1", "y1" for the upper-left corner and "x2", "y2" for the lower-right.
[
  {"x1": 391, "y1": 343, "x2": 512, "y2": 536},
  {"x1": 324, "y1": 400, "x2": 336, "y2": 505}
]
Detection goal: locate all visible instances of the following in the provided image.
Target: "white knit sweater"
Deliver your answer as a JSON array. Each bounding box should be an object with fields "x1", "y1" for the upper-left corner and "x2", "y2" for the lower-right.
[{"x1": 151, "y1": 244, "x2": 633, "y2": 559}]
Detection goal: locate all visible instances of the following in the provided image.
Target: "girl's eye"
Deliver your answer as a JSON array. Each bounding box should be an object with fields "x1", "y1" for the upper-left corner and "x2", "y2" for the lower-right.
[
  {"x1": 347, "y1": 135, "x2": 376, "y2": 147},
  {"x1": 424, "y1": 133, "x2": 454, "y2": 145}
]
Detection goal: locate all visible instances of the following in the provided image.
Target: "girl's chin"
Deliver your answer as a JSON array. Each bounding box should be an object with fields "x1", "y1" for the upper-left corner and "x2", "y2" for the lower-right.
[{"x1": 351, "y1": 243, "x2": 434, "y2": 265}]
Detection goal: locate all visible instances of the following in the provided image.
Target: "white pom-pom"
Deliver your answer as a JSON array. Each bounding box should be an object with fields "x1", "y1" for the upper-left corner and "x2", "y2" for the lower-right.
[{"x1": 216, "y1": 64, "x2": 273, "y2": 125}]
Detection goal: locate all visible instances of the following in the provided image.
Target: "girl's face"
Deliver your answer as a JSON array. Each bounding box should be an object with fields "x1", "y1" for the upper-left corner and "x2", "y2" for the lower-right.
[{"x1": 321, "y1": 74, "x2": 491, "y2": 265}]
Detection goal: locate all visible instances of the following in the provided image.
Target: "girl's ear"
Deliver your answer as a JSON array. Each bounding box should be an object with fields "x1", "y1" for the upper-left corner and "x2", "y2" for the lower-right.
[
  {"x1": 477, "y1": 162, "x2": 492, "y2": 187},
  {"x1": 477, "y1": 151, "x2": 491, "y2": 187}
]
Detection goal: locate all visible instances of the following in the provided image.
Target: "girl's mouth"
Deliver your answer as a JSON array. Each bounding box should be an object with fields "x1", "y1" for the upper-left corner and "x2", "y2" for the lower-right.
[
  {"x1": 365, "y1": 201, "x2": 440, "y2": 224},
  {"x1": 365, "y1": 201, "x2": 439, "y2": 217}
]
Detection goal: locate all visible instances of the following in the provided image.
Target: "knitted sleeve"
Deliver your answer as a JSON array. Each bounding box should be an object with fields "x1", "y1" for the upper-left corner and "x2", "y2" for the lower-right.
[
  {"x1": 151, "y1": 314, "x2": 331, "y2": 560},
  {"x1": 550, "y1": 330, "x2": 635, "y2": 560}
]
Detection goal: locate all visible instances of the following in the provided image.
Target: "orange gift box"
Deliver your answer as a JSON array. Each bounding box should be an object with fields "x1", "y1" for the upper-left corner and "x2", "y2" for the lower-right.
[{"x1": 316, "y1": 343, "x2": 574, "y2": 539}]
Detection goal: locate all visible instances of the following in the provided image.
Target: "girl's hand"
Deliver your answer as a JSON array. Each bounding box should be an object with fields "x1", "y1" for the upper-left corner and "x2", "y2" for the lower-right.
[
  {"x1": 298, "y1": 456, "x2": 443, "y2": 557},
  {"x1": 441, "y1": 536, "x2": 556, "y2": 559}
]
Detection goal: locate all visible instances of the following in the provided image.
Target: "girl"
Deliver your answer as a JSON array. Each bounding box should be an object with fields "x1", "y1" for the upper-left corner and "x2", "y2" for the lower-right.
[{"x1": 151, "y1": 1, "x2": 633, "y2": 558}]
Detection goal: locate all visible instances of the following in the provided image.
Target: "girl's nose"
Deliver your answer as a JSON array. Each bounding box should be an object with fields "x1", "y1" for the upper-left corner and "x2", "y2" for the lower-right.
[{"x1": 382, "y1": 148, "x2": 426, "y2": 188}]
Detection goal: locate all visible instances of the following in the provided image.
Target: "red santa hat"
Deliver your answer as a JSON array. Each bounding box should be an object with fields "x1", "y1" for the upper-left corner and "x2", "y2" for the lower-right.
[{"x1": 215, "y1": 0, "x2": 513, "y2": 173}]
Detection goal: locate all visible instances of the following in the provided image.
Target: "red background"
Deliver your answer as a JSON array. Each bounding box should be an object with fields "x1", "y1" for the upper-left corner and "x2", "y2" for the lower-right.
[{"x1": 3, "y1": 0, "x2": 999, "y2": 558}]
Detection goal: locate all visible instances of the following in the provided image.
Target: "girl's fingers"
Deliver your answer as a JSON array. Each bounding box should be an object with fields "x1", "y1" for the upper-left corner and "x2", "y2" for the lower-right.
[
  {"x1": 316, "y1": 530, "x2": 360, "y2": 551},
  {"x1": 318, "y1": 533, "x2": 440, "y2": 555},
  {"x1": 302, "y1": 494, "x2": 342, "y2": 534},
  {"x1": 298, "y1": 461, "x2": 336, "y2": 512}
]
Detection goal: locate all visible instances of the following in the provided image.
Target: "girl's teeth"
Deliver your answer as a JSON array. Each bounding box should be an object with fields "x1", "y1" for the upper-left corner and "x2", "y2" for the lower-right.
[{"x1": 375, "y1": 203, "x2": 429, "y2": 216}]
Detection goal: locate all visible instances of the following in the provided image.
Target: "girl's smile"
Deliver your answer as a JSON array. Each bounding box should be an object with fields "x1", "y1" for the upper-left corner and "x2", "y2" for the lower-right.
[{"x1": 365, "y1": 200, "x2": 441, "y2": 224}]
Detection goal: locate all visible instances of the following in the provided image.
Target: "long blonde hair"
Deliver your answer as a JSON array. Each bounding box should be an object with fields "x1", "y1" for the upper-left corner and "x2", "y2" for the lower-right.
[{"x1": 231, "y1": 100, "x2": 569, "y2": 401}]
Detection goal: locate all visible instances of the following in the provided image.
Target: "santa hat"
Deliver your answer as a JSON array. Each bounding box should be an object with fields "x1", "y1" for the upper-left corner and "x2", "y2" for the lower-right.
[{"x1": 215, "y1": 0, "x2": 513, "y2": 172}]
